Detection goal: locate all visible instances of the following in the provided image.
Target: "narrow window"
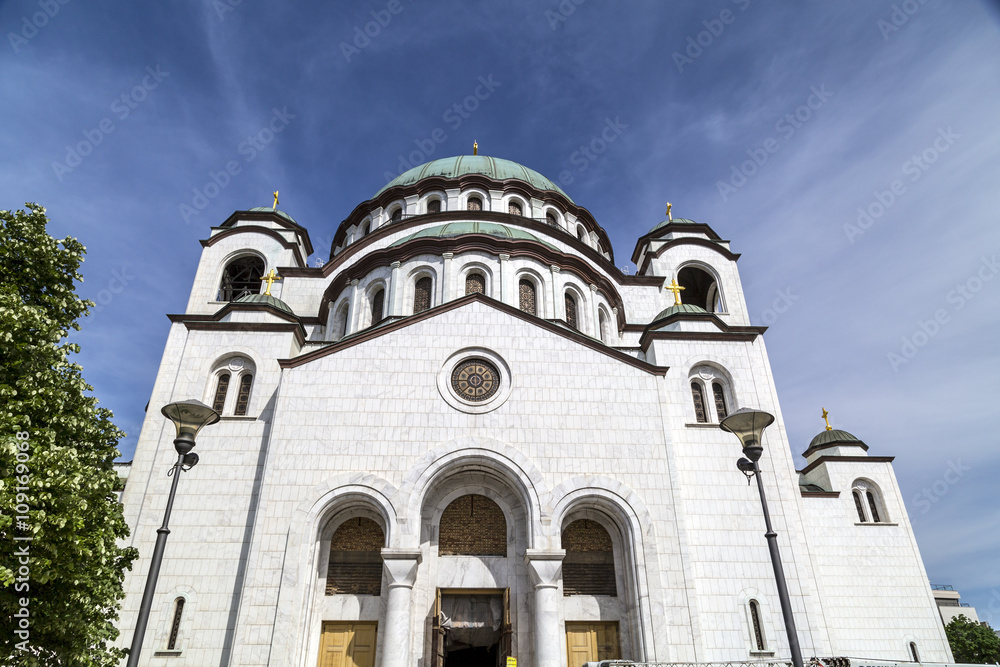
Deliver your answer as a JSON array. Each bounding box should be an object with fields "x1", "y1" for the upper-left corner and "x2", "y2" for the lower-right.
[
  {"x1": 564, "y1": 293, "x2": 578, "y2": 330},
  {"x1": 508, "y1": 201, "x2": 523, "y2": 216},
  {"x1": 910, "y1": 642, "x2": 920, "y2": 662},
  {"x1": 212, "y1": 373, "x2": 230, "y2": 413},
  {"x1": 691, "y1": 382, "x2": 707, "y2": 423},
  {"x1": 853, "y1": 490, "x2": 867, "y2": 522},
  {"x1": 599, "y1": 310, "x2": 609, "y2": 343},
  {"x1": 361, "y1": 222, "x2": 370, "y2": 237},
  {"x1": 519, "y1": 279, "x2": 536, "y2": 316},
  {"x1": 713, "y1": 382, "x2": 728, "y2": 419},
  {"x1": 427, "y1": 199, "x2": 441, "y2": 213},
  {"x1": 465, "y1": 273, "x2": 485, "y2": 295},
  {"x1": 167, "y1": 597, "x2": 185, "y2": 650},
  {"x1": 234, "y1": 373, "x2": 253, "y2": 416},
  {"x1": 414, "y1": 276, "x2": 432, "y2": 313},
  {"x1": 218, "y1": 255, "x2": 265, "y2": 301},
  {"x1": 749, "y1": 599, "x2": 765, "y2": 651},
  {"x1": 467, "y1": 196, "x2": 483, "y2": 211},
  {"x1": 546, "y1": 212, "x2": 557, "y2": 226},
  {"x1": 577, "y1": 227, "x2": 586, "y2": 241},
  {"x1": 866, "y1": 491, "x2": 881, "y2": 523},
  {"x1": 371, "y1": 289, "x2": 385, "y2": 324},
  {"x1": 390, "y1": 208, "x2": 402, "y2": 222}
]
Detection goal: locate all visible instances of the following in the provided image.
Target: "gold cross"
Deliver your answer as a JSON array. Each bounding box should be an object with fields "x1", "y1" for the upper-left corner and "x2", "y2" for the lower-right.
[
  {"x1": 473, "y1": 140, "x2": 478, "y2": 156},
  {"x1": 821, "y1": 407, "x2": 832, "y2": 431},
  {"x1": 272, "y1": 190, "x2": 279, "y2": 209},
  {"x1": 261, "y1": 269, "x2": 282, "y2": 296},
  {"x1": 666, "y1": 202, "x2": 673, "y2": 221},
  {"x1": 666, "y1": 278, "x2": 685, "y2": 306}
]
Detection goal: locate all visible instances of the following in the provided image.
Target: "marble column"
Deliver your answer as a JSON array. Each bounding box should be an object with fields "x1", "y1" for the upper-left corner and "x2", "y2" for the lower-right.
[
  {"x1": 498, "y1": 253, "x2": 511, "y2": 304},
  {"x1": 346, "y1": 279, "x2": 360, "y2": 334},
  {"x1": 549, "y1": 265, "x2": 562, "y2": 320},
  {"x1": 380, "y1": 549, "x2": 421, "y2": 667},
  {"x1": 589, "y1": 283, "x2": 599, "y2": 339},
  {"x1": 387, "y1": 261, "x2": 401, "y2": 317},
  {"x1": 525, "y1": 549, "x2": 565, "y2": 667},
  {"x1": 441, "y1": 252, "x2": 454, "y2": 303}
]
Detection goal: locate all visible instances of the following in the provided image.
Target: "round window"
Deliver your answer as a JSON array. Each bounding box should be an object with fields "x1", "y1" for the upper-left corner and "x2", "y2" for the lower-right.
[{"x1": 450, "y1": 359, "x2": 501, "y2": 402}]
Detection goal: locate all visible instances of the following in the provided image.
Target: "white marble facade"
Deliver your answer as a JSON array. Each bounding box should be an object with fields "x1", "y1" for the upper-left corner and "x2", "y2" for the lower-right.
[{"x1": 117, "y1": 156, "x2": 952, "y2": 666}]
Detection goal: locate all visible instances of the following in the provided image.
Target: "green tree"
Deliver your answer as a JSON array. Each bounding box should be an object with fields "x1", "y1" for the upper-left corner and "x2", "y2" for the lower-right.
[
  {"x1": 1, "y1": 204, "x2": 138, "y2": 665},
  {"x1": 946, "y1": 614, "x2": 1000, "y2": 664}
]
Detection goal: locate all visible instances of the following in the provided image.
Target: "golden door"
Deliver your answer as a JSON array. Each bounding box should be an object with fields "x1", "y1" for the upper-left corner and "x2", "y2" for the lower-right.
[
  {"x1": 565, "y1": 622, "x2": 620, "y2": 667},
  {"x1": 317, "y1": 622, "x2": 377, "y2": 667}
]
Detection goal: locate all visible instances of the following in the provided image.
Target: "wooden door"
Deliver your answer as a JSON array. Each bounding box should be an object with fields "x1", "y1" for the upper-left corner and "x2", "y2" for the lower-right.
[
  {"x1": 565, "y1": 622, "x2": 620, "y2": 667},
  {"x1": 317, "y1": 622, "x2": 377, "y2": 667}
]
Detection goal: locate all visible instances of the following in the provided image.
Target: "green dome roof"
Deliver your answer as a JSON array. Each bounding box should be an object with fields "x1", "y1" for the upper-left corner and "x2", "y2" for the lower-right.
[
  {"x1": 376, "y1": 155, "x2": 572, "y2": 202},
  {"x1": 390, "y1": 222, "x2": 558, "y2": 250},
  {"x1": 234, "y1": 293, "x2": 294, "y2": 315},
  {"x1": 807, "y1": 428, "x2": 865, "y2": 450},
  {"x1": 652, "y1": 303, "x2": 707, "y2": 321},
  {"x1": 248, "y1": 206, "x2": 298, "y2": 224},
  {"x1": 650, "y1": 217, "x2": 698, "y2": 233}
]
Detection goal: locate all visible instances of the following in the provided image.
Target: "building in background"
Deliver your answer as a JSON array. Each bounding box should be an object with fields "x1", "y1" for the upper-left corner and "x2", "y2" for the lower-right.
[
  {"x1": 116, "y1": 155, "x2": 953, "y2": 667},
  {"x1": 932, "y1": 585, "x2": 980, "y2": 625}
]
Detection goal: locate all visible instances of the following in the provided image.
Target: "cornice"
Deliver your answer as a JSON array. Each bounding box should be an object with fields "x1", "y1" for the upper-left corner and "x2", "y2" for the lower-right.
[
  {"x1": 281, "y1": 293, "x2": 669, "y2": 377},
  {"x1": 168, "y1": 301, "x2": 307, "y2": 346},
  {"x1": 630, "y1": 221, "x2": 724, "y2": 263},
  {"x1": 202, "y1": 225, "x2": 308, "y2": 267},
  {"x1": 801, "y1": 440, "x2": 870, "y2": 459},
  {"x1": 219, "y1": 210, "x2": 314, "y2": 255},
  {"x1": 633, "y1": 236, "x2": 741, "y2": 275},
  {"x1": 797, "y1": 455, "x2": 896, "y2": 476},
  {"x1": 638, "y1": 312, "x2": 766, "y2": 348},
  {"x1": 800, "y1": 490, "x2": 841, "y2": 498}
]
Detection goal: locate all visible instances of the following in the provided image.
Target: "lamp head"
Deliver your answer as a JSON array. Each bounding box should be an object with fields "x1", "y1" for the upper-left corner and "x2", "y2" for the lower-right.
[
  {"x1": 720, "y1": 407, "x2": 775, "y2": 462},
  {"x1": 161, "y1": 399, "x2": 220, "y2": 454}
]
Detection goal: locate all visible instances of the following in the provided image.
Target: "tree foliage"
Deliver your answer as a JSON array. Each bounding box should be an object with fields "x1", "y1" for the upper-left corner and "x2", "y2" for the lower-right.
[
  {"x1": 946, "y1": 614, "x2": 1000, "y2": 664},
  {"x1": 1, "y1": 204, "x2": 138, "y2": 665}
]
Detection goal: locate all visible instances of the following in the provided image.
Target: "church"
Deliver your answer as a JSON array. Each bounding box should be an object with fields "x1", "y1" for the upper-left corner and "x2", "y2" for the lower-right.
[{"x1": 116, "y1": 153, "x2": 953, "y2": 667}]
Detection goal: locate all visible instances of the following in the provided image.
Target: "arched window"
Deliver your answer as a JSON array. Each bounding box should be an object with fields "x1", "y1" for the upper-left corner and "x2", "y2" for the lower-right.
[
  {"x1": 465, "y1": 272, "x2": 485, "y2": 295},
  {"x1": 326, "y1": 517, "x2": 385, "y2": 595},
  {"x1": 439, "y1": 494, "x2": 506, "y2": 556},
  {"x1": 546, "y1": 212, "x2": 557, "y2": 226},
  {"x1": 577, "y1": 226, "x2": 587, "y2": 242},
  {"x1": 371, "y1": 289, "x2": 385, "y2": 324},
  {"x1": 678, "y1": 265, "x2": 722, "y2": 312},
  {"x1": 167, "y1": 597, "x2": 185, "y2": 650},
  {"x1": 691, "y1": 382, "x2": 708, "y2": 423},
  {"x1": 466, "y1": 196, "x2": 483, "y2": 211},
  {"x1": 712, "y1": 382, "x2": 728, "y2": 419},
  {"x1": 390, "y1": 207, "x2": 402, "y2": 222},
  {"x1": 218, "y1": 255, "x2": 265, "y2": 301},
  {"x1": 333, "y1": 302, "x2": 350, "y2": 340},
  {"x1": 211, "y1": 373, "x2": 230, "y2": 413},
  {"x1": 414, "y1": 276, "x2": 432, "y2": 314},
  {"x1": 234, "y1": 373, "x2": 253, "y2": 416},
  {"x1": 519, "y1": 279, "x2": 537, "y2": 316},
  {"x1": 866, "y1": 491, "x2": 881, "y2": 523},
  {"x1": 360, "y1": 222, "x2": 370, "y2": 237},
  {"x1": 909, "y1": 642, "x2": 920, "y2": 662},
  {"x1": 564, "y1": 292, "x2": 578, "y2": 330},
  {"x1": 749, "y1": 599, "x2": 765, "y2": 651},
  {"x1": 508, "y1": 201, "x2": 523, "y2": 216},
  {"x1": 598, "y1": 310, "x2": 610, "y2": 343},
  {"x1": 562, "y1": 519, "x2": 617, "y2": 596},
  {"x1": 853, "y1": 490, "x2": 867, "y2": 523},
  {"x1": 427, "y1": 199, "x2": 441, "y2": 213}
]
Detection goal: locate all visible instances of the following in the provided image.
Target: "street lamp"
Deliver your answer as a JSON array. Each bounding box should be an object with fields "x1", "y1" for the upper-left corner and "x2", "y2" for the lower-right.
[
  {"x1": 720, "y1": 408, "x2": 804, "y2": 667},
  {"x1": 126, "y1": 399, "x2": 219, "y2": 667}
]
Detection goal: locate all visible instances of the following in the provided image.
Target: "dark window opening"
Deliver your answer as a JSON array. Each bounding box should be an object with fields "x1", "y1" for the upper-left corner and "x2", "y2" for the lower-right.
[
  {"x1": 565, "y1": 293, "x2": 578, "y2": 330},
  {"x1": 467, "y1": 196, "x2": 483, "y2": 211},
  {"x1": 562, "y1": 519, "x2": 617, "y2": 596},
  {"x1": 428, "y1": 199, "x2": 441, "y2": 213},
  {"x1": 212, "y1": 373, "x2": 230, "y2": 413},
  {"x1": 414, "y1": 277, "x2": 432, "y2": 313},
  {"x1": 546, "y1": 212, "x2": 557, "y2": 226},
  {"x1": 465, "y1": 273, "x2": 486, "y2": 295},
  {"x1": 910, "y1": 642, "x2": 920, "y2": 662},
  {"x1": 519, "y1": 280, "x2": 536, "y2": 316},
  {"x1": 853, "y1": 490, "x2": 867, "y2": 522},
  {"x1": 677, "y1": 266, "x2": 720, "y2": 312},
  {"x1": 749, "y1": 599, "x2": 765, "y2": 650},
  {"x1": 167, "y1": 598, "x2": 184, "y2": 650},
  {"x1": 234, "y1": 373, "x2": 253, "y2": 416},
  {"x1": 508, "y1": 201, "x2": 523, "y2": 216},
  {"x1": 218, "y1": 256, "x2": 265, "y2": 302},
  {"x1": 691, "y1": 382, "x2": 707, "y2": 423},
  {"x1": 866, "y1": 491, "x2": 881, "y2": 523},
  {"x1": 712, "y1": 382, "x2": 728, "y2": 419},
  {"x1": 390, "y1": 208, "x2": 402, "y2": 222},
  {"x1": 326, "y1": 517, "x2": 385, "y2": 595},
  {"x1": 371, "y1": 289, "x2": 385, "y2": 324}
]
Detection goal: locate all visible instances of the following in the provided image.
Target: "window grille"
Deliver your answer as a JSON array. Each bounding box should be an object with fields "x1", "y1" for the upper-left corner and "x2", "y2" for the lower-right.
[
  {"x1": 212, "y1": 373, "x2": 230, "y2": 413},
  {"x1": 218, "y1": 256, "x2": 264, "y2": 301},
  {"x1": 546, "y1": 212, "x2": 557, "y2": 226},
  {"x1": 853, "y1": 490, "x2": 867, "y2": 522},
  {"x1": 519, "y1": 280, "x2": 536, "y2": 315},
  {"x1": 749, "y1": 599, "x2": 765, "y2": 650},
  {"x1": 167, "y1": 598, "x2": 184, "y2": 650},
  {"x1": 465, "y1": 273, "x2": 485, "y2": 295},
  {"x1": 691, "y1": 382, "x2": 708, "y2": 423},
  {"x1": 713, "y1": 382, "x2": 728, "y2": 419},
  {"x1": 427, "y1": 199, "x2": 441, "y2": 213},
  {"x1": 371, "y1": 290, "x2": 384, "y2": 324},
  {"x1": 467, "y1": 196, "x2": 482, "y2": 211},
  {"x1": 390, "y1": 208, "x2": 402, "y2": 222},
  {"x1": 562, "y1": 520, "x2": 617, "y2": 596},
  {"x1": 866, "y1": 491, "x2": 881, "y2": 523},
  {"x1": 565, "y1": 293, "x2": 578, "y2": 329},
  {"x1": 234, "y1": 374, "x2": 253, "y2": 416},
  {"x1": 414, "y1": 277, "x2": 432, "y2": 313},
  {"x1": 508, "y1": 201, "x2": 523, "y2": 216}
]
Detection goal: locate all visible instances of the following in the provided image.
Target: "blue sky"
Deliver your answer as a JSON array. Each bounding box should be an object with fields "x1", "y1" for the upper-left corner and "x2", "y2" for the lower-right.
[{"x1": 3, "y1": 0, "x2": 999, "y2": 626}]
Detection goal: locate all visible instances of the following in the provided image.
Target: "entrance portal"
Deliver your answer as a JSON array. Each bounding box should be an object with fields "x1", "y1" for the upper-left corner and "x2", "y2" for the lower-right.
[{"x1": 433, "y1": 589, "x2": 511, "y2": 667}]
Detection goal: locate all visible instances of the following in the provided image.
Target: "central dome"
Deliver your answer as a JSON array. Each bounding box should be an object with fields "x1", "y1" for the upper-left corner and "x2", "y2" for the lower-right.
[
  {"x1": 376, "y1": 155, "x2": 572, "y2": 202},
  {"x1": 391, "y1": 222, "x2": 558, "y2": 250}
]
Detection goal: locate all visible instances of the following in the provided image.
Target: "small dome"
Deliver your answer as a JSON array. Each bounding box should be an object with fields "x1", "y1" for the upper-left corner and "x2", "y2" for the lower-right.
[
  {"x1": 652, "y1": 303, "x2": 707, "y2": 321},
  {"x1": 376, "y1": 155, "x2": 572, "y2": 202},
  {"x1": 390, "y1": 221, "x2": 558, "y2": 250},
  {"x1": 248, "y1": 206, "x2": 298, "y2": 224},
  {"x1": 649, "y1": 218, "x2": 698, "y2": 233},
  {"x1": 807, "y1": 429, "x2": 865, "y2": 450},
  {"x1": 234, "y1": 293, "x2": 294, "y2": 315}
]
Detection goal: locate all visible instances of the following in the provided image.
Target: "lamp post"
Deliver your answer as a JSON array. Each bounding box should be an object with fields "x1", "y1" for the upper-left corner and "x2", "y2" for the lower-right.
[
  {"x1": 126, "y1": 399, "x2": 219, "y2": 667},
  {"x1": 720, "y1": 408, "x2": 804, "y2": 667}
]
